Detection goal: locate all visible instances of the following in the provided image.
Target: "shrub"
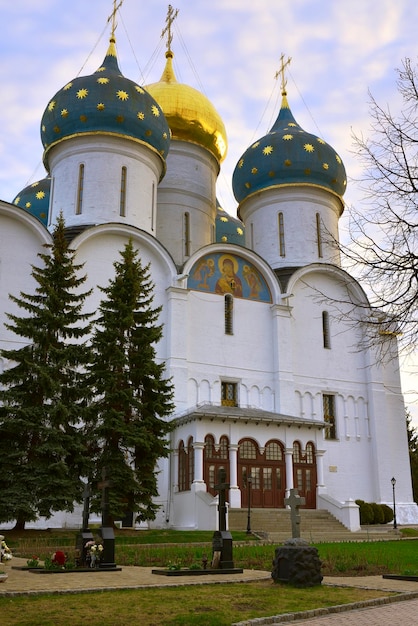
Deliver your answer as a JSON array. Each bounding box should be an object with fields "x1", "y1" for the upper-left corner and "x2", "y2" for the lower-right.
[
  {"x1": 381, "y1": 503, "x2": 394, "y2": 523},
  {"x1": 356, "y1": 499, "x2": 394, "y2": 524},
  {"x1": 371, "y1": 502, "x2": 385, "y2": 524},
  {"x1": 356, "y1": 499, "x2": 374, "y2": 525}
]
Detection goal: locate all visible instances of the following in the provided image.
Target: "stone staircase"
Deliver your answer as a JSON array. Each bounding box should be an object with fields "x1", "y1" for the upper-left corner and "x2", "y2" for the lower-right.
[{"x1": 228, "y1": 508, "x2": 398, "y2": 543}]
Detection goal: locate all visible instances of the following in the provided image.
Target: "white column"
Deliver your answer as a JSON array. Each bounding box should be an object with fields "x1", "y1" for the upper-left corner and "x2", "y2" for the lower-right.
[
  {"x1": 228, "y1": 444, "x2": 241, "y2": 508},
  {"x1": 172, "y1": 449, "x2": 179, "y2": 493},
  {"x1": 193, "y1": 442, "x2": 205, "y2": 485},
  {"x1": 316, "y1": 449, "x2": 327, "y2": 496},
  {"x1": 285, "y1": 447, "x2": 294, "y2": 497}
]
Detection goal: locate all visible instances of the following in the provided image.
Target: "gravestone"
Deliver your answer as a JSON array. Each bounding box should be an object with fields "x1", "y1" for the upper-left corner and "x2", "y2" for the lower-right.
[
  {"x1": 98, "y1": 467, "x2": 116, "y2": 568},
  {"x1": 271, "y1": 488, "x2": 323, "y2": 587},
  {"x1": 285, "y1": 488, "x2": 305, "y2": 538},
  {"x1": 75, "y1": 484, "x2": 94, "y2": 567},
  {"x1": 212, "y1": 469, "x2": 234, "y2": 569}
]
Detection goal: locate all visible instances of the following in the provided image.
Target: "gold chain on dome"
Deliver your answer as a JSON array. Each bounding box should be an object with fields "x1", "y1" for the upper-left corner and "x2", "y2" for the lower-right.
[
  {"x1": 161, "y1": 5, "x2": 179, "y2": 52},
  {"x1": 275, "y1": 53, "x2": 292, "y2": 96}
]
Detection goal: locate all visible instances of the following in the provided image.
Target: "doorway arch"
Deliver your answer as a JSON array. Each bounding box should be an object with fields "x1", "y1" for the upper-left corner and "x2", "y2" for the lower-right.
[{"x1": 238, "y1": 438, "x2": 286, "y2": 508}]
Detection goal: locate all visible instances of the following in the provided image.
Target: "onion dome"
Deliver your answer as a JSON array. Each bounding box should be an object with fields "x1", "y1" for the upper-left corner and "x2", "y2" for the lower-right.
[
  {"x1": 12, "y1": 176, "x2": 51, "y2": 226},
  {"x1": 41, "y1": 38, "x2": 170, "y2": 173},
  {"x1": 146, "y1": 51, "x2": 227, "y2": 164},
  {"x1": 232, "y1": 93, "x2": 346, "y2": 204},
  {"x1": 215, "y1": 200, "x2": 245, "y2": 245}
]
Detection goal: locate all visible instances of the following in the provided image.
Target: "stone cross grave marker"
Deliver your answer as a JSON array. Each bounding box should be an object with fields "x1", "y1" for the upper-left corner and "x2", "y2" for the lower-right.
[
  {"x1": 284, "y1": 488, "x2": 306, "y2": 538},
  {"x1": 82, "y1": 483, "x2": 92, "y2": 530},
  {"x1": 214, "y1": 468, "x2": 229, "y2": 532},
  {"x1": 97, "y1": 467, "x2": 116, "y2": 568},
  {"x1": 98, "y1": 467, "x2": 111, "y2": 527}
]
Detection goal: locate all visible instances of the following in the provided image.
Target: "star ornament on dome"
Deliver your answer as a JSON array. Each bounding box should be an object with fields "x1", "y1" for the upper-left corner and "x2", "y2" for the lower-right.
[
  {"x1": 61, "y1": 109, "x2": 68, "y2": 117},
  {"x1": 116, "y1": 90, "x2": 129, "y2": 101},
  {"x1": 77, "y1": 88, "x2": 89, "y2": 99},
  {"x1": 135, "y1": 85, "x2": 145, "y2": 94},
  {"x1": 97, "y1": 77, "x2": 110, "y2": 85},
  {"x1": 137, "y1": 112, "x2": 145, "y2": 120},
  {"x1": 151, "y1": 105, "x2": 160, "y2": 117},
  {"x1": 263, "y1": 145, "x2": 273, "y2": 155},
  {"x1": 283, "y1": 134, "x2": 293, "y2": 141},
  {"x1": 35, "y1": 191, "x2": 46, "y2": 200},
  {"x1": 48, "y1": 101, "x2": 56, "y2": 112},
  {"x1": 304, "y1": 143, "x2": 314, "y2": 152}
]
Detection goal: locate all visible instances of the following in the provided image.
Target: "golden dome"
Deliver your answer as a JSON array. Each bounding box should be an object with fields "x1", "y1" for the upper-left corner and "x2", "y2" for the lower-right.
[{"x1": 146, "y1": 51, "x2": 227, "y2": 163}]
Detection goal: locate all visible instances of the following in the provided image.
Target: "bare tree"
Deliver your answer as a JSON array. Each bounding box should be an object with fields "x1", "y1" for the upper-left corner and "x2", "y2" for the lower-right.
[{"x1": 343, "y1": 57, "x2": 418, "y2": 355}]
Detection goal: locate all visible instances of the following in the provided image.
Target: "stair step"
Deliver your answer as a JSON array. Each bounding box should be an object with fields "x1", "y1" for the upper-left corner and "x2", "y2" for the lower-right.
[{"x1": 228, "y1": 508, "x2": 396, "y2": 542}]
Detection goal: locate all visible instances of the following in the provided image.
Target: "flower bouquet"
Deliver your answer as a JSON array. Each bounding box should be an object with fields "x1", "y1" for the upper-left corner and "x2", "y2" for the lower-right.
[
  {"x1": 0, "y1": 536, "x2": 12, "y2": 564},
  {"x1": 85, "y1": 540, "x2": 104, "y2": 567}
]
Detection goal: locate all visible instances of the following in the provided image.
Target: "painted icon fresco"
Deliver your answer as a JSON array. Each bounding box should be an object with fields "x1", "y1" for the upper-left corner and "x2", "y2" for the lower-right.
[{"x1": 188, "y1": 253, "x2": 272, "y2": 302}]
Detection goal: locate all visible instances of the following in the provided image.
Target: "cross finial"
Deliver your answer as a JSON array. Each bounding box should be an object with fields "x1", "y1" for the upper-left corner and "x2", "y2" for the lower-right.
[
  {"x1": 108, "y1": 0, "x2": 124, "y2": 39},
  {"x1": 275, "y1": 53, "x2": 292, "y2": 96},
  {"x1": 161, "y1": 4, "x2": 179, "y2": 52}
]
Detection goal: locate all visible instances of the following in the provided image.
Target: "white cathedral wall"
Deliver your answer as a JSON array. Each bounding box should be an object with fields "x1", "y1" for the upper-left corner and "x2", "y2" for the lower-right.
[
  {"x1": 288, "y1": 268, "x2": 416, "y2": 517},
  {"x1": 48, "y1": 136, "x2": 163, "y2": 233},
  {"x1": 183, "y1": 290, "x2": 276, "y2": 409},
  {"x1": 156, "y1": 142, "x2": 219, "y2": 266},
  {"x1": 0, "y1": 207, "x2": 51, "y2": 352},
  {"x1": 239, "y1": 187, "x2": 342, "y2": 269}
]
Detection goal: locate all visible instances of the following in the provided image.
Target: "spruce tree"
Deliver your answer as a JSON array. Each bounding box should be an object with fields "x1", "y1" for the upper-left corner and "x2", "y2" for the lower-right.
[
  {"x1": 88, "y1": 240, "x2": 174, "y2": 524},
  {"x1": 0, "y1": 213, "x2": 93, "y2": 528}
]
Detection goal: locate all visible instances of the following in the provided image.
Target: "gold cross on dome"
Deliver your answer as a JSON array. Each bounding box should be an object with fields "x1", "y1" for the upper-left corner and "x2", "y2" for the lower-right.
[
  {"x1": 275, "y1": 53, "x2": 292, "y2": 95},
  {"x1": 161, "y1": 4, "x2": 179, "y2": 52},
  {"x1": 108, "y1": 0, "x2": 124, "y2": 38}
]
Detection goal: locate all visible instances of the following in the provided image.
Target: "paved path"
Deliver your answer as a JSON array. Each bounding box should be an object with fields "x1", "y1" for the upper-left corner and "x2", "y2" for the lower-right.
[{"x1": 3, "y1": 559, "x2": 418, "y2": 625}]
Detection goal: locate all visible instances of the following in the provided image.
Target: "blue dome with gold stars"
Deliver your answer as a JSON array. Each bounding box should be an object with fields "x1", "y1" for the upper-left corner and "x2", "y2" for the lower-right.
[
  {"x1": 12, "y1": 176, "x2": 51, "y2": 226},
  {"x1": 41, "y1": 38, "x2": 170, "y2": 173},
  {"x1": 232, "y1": 94, "x2": 346, "y2": 204},
  {"x1": 215, "y1": 200, "x2": 245, "y2": 245}
]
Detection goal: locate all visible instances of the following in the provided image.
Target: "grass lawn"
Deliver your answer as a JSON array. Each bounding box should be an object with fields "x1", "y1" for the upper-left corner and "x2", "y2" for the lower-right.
[
  {"x1": 0, "y1": 581, "x2": 394, "y2": 625},
  {"x1": 1, "y1": 528, "x2": 416, "y2": 625}
]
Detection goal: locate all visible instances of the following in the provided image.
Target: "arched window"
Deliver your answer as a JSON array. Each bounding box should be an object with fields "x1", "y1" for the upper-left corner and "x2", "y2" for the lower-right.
[
  {"x1": 219, "y1": 436, "x2": 229, "y2": 459},
  {"x1": 278, "y1": 212, "x2": 285, "y2": 257},
  {"x1": 204, "y1": 434, "x2": 229, "y2": 495},
  {"x1": 120, "y1": 166, "x2": 127, "y2": 216},
  {"x1": 178, "y1": 438, "x2": 194, "y2": 491},
  {"x1": 265, "y1": 441, "x2": 283, "y2": 461},
  {"x1": 293, "y1": 441, "x2": 301, "y2": 463},
  {"x1": 323, "y1": 394, "x2": 337, "y2": 439},
  {"x1": 178, "y1": 440, "x2": 187, "y2": 492},
  {"x1": 322, "y1": 311, "x2": 331, "y2": 348},
  {"x1": 316, "y1": 212, "x2": 323, "y2": 258},
  {"x1": 187, "y1": 437, "x2": 194, "y2": 488},
  {"x1": 239, "y1": 439, "x2": 257, "y2": 460},
  {"x1": 184, "y1": 212, "x2": 190, "y2": 257},
  {"x1": 225, "y1": 294, "x2": 233, "y2": 335},
  {"x1": 76, "y1": 164, "x2": 84, "y2": 215}
]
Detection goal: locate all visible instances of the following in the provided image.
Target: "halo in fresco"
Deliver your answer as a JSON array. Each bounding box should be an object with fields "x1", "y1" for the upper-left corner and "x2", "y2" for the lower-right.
[{"x1": 188, "y1": 253, "x2": 272, "y2": 302}]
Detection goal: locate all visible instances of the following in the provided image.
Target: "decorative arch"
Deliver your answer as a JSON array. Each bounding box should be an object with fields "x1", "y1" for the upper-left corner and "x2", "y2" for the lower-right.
[
  {"x1": 178, "y1": 437, "x2": 194, "y2": 492},
  {"x1": 238, "y1": 437, "x2": 286, "y2": 508},
  {"x1": 204, "y1": 434, "x2": 230, "y2": 496},
  {"x1": 188, "y1": 252, "x2": 272, "y2": 302}
]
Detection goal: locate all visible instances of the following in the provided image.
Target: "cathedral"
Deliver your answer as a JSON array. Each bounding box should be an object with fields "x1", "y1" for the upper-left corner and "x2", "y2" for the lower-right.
[{"x1": 1, "y1": 9, "x2": 417, "y2": 531}]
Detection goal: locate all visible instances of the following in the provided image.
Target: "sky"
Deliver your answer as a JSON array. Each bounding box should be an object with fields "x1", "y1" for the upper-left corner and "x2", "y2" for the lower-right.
[{"x1": 0, "y1": 0, "x2": 417, "y2": 423}]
